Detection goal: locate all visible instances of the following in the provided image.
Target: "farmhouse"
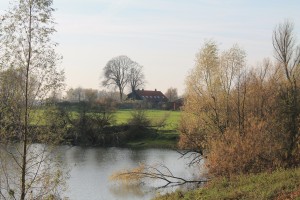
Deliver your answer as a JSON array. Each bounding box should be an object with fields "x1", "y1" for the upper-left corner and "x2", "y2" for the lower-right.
[{"x1": 127, "y1": 89, "x2": 168, "y2": 103}]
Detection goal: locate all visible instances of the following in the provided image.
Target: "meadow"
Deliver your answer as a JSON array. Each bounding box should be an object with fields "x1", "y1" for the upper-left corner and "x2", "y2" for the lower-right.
[
  {"x1": 114, "y1": 109, "x2": 181, "y2": 129},
  {"x1": 32, "y1": 107, "x2": 182, "y2": 148},
  {"x1": 114, "y1": 109, "x2": 181, "y2": 148}
]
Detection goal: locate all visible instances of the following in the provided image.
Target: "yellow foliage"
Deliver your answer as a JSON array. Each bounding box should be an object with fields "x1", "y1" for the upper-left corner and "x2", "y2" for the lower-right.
[
  {"x1": 180, "y1": 38, "x2": 300, "y2": 176},
  {"x1": 207, "y1": 117, "x2": 283, "y2": 177},
  {"x1": 110, "y1": 163, "x2": 145, "y2": 184}
]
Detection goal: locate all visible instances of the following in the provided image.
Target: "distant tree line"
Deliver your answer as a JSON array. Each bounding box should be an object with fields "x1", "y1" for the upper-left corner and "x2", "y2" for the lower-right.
[
  {"x1": 64, "y1": 87, "x2": 120, "y2": 103},
  {"x1": 45, "y1": 101, "x2": 169, "y2": 146},
  {"x1": 62, "y1": 86, "x2": 181, "y2": 110}
]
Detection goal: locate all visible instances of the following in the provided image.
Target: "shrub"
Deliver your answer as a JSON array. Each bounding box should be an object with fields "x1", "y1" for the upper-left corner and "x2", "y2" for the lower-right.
[
  {"x1": 127, "y1": 109, "x2": 150, "y2": 127},
  {"x1": 126, "y1": 109, "x2": 151, "y2": 139},
  {"x1": 207, "y1": 117, "x2": 283, "y2": 177}
]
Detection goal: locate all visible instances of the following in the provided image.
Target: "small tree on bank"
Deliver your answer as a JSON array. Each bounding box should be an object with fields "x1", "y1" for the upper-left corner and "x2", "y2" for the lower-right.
[{"x1": 0, "y1": 0, "x2": 65, "y2": 199}]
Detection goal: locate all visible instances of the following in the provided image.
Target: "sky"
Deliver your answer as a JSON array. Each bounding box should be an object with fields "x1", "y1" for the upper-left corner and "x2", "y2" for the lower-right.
[{"x1": 1, "y1": 0, "x2": 300, "y2": 95}]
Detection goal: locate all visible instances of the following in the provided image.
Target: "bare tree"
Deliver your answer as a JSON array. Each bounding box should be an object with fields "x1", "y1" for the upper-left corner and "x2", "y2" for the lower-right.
[
  {"x1": 272, "y1": 20, "x2": 300, "y2": 166},
  {"x1": 0, "y1": 0, "x2": 65, "y2": 199},
  {"x1": 102, "y1": 55, "x2": 132, "y2": 101},
  {"x1": 128, "y1": 62, "x2": 145, "y2": 93},
  {"x1": 164, "y1": 87, "x2": 178, "y2": 102},
  {"x1": 66, "y1": 87, "x2": 85, "y2": 102},
  {"x1": 273, "y1": 20, "x2": 300, "y2": 83},
  {"x1": 102, "y1": 55, "x2": 145, "y2": 101},
  {"x1": 84, "y1": 88, "x2": 98, "y2": 105}
]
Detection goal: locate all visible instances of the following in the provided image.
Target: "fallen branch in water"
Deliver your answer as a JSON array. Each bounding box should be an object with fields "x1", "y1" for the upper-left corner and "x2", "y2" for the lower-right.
[
  {"x1": 110, "y1": 163, "x2": 208, "y2": 189},
  {"x1": 176, "y1": 150, "x2": 204, "y2": 167}
]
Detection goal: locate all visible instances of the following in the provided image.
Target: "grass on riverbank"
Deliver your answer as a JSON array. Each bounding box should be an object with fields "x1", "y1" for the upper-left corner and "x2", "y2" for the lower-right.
[
  {"x1": 116, "y1": 109, "x2": 181, "y2": 148},
  {"x1": 32, "y1": 107, "x2": 181, "y2": 148},
  {"x1": 125, "y1": 131, "x2": 179, "y2": 148},
  {"x1": 154, "y1": 167, "x2": 300, "y2": 200}
]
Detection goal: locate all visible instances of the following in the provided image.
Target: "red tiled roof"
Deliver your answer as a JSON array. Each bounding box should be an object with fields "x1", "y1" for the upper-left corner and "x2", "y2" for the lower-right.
[{"x1": 135, "y1": 89, "x2": 168, "y2": 100}]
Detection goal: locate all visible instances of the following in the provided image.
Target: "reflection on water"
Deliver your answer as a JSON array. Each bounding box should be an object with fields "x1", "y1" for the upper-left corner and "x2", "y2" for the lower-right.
[
  {"x1": 57, "y1": 146, "x2": 202, "y2": 200},
  {"x1": 0, "y1": 143, "x2": 67, "y2": 199},
  {"x1": 109, "y1": 183, "x2": 150, "y2": 199}
]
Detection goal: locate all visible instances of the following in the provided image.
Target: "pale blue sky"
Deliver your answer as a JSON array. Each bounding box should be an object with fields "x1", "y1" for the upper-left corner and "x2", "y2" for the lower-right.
[{"x1": 1, "y1": 0, "x2": 300, "y2": 95}]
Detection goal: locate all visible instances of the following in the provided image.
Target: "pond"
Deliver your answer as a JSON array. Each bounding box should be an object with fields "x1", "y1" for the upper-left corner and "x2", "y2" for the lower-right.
[{"x1": 59, "y1": 146, "x2": 202, "y2": 200}]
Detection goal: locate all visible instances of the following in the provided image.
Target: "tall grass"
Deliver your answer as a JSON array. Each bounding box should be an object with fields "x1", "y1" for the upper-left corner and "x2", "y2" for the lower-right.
[{"x1": 154, "y1": 168, "x2": 300, "y2": 200}]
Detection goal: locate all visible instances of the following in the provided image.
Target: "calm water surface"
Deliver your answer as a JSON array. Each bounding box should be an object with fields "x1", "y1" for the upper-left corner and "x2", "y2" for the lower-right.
[{"x1": 58, "y1": 146, "x2": 201, "y2": 200}]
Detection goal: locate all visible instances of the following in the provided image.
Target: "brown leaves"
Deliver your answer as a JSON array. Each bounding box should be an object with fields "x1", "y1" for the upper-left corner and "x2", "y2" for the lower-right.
[
  {"x1": 180, "y1": 34, "x2": 300, "y2": 177},
  {"x1": 207, "y1": 117, "x2": 283, "y2": 177}
]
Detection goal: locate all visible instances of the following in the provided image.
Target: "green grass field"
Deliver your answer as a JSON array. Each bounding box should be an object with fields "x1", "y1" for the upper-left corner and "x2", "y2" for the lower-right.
[
  {"x1": 115, "y1": 109, "x2": 181, "y2": 148},
  {"x1": 32, "y1": 108, "x2": 181, "y2": 148},
  {"x1": 114, "y1": 109, "x2": 181, "y2": 130},
  {"x1": 32, "y1": 108, "x2": 181, "y2": 129}
]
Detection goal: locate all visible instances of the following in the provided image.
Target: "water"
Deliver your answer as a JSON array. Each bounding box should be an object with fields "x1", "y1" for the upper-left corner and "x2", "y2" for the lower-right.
[
  {"x1": 0, "y1": 144, "x2": 202, "y2": 200},
  {"x1": 58, "y1": 146, "x2": 201, "y2": 200}
]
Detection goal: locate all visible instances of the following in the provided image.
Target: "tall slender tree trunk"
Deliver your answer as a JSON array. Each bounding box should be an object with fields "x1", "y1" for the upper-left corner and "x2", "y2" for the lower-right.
[{"x1": 21, "y1": 1, "x2": 32, "y2": 199}]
